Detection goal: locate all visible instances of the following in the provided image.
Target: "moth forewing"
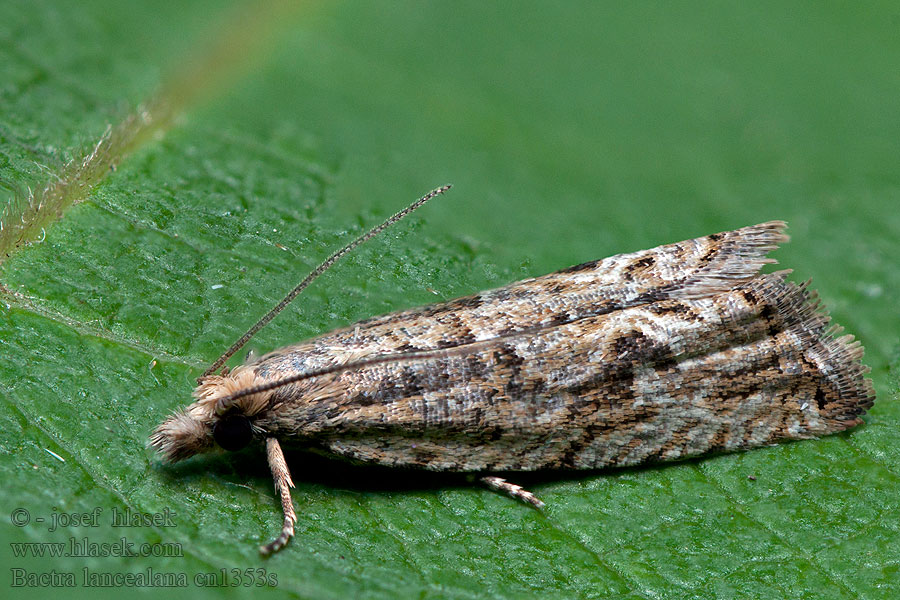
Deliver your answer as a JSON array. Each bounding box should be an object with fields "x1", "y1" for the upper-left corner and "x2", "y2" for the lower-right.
[
  {"x1": 247, "y1": 272, "x2": 870, "y2": 471},
  {"x1": 150, "y1": 195, "x2": 874, "y2": 555}
]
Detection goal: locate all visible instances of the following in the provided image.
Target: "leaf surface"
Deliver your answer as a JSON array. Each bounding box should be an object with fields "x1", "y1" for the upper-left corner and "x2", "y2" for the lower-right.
[{"x1": 2, "y1": 2, "x2": 898, "y2": 599}]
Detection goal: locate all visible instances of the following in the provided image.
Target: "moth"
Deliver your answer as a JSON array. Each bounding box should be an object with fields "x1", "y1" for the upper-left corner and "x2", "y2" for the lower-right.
[{"x1": 150, "y1": 185, "x2": 874, "y2": 554}]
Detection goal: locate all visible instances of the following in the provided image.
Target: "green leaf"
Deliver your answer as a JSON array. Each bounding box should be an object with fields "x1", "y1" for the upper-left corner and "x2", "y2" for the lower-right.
[{"x1": 2, "y1": 1, "x2": 898, "y2": 599}]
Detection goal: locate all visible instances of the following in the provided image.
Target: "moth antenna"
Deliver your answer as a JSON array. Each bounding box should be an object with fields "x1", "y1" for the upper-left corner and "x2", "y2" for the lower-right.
[{"x1": 203, "y1": 185, "x2": 452, "y2": 378}]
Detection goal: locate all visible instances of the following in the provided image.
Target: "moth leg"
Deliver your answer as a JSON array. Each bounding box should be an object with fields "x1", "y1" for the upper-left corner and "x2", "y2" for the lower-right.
[
  {"x1": 479, "y1": 476, "x2": 545, "y2": 509},
  {"x1": 260, "y1": 437, "x2": 297, "y2": 555}
]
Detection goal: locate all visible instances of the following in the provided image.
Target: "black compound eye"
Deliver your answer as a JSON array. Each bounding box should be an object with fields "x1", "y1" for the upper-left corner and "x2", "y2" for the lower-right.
[{"x1": 213, "y1": 414, "x2": 253, "y2": 451}]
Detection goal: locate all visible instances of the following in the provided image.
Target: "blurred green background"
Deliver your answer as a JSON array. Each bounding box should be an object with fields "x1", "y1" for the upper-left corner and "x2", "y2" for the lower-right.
[{"x1": 1, "y1": 1, "x2": 898, "y2": 599}]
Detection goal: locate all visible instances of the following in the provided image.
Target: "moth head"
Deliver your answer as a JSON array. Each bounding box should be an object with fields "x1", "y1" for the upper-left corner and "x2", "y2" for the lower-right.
[{"x1": 149, "y1": 366, "x2": 272, "y2": 462}]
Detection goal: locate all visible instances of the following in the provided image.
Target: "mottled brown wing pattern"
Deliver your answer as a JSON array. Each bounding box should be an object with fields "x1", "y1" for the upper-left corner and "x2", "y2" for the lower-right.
[
  {"x1": 254, "y1": 221, "x2": 788, "y2": 379},
  {"x1": 256, "y1": 273, "x2": 873, "y2": 471}
]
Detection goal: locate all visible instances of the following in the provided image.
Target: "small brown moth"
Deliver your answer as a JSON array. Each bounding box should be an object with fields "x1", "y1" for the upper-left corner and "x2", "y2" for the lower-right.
[{"x1": 150, "y1": 186, "x2": 874, "y2": 555}]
